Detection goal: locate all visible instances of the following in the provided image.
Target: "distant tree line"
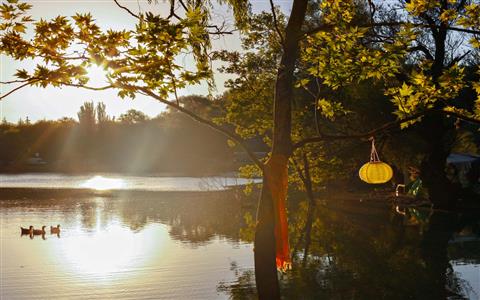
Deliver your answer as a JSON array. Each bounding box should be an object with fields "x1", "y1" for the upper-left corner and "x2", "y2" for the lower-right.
[{"x1": 0, "y1": 96, "x2": 242, "y2": 174}]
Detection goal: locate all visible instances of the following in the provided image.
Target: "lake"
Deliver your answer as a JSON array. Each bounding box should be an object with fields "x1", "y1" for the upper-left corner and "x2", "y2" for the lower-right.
[
  {"x1": 0, "y1": 173, "x2": 258, "y2": 191},
  {"x1": 1, "y1": 174, "x2": 479, "y2": 299}
]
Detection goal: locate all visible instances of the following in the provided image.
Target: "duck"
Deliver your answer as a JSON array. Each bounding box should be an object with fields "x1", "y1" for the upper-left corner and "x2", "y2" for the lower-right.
[
  {"x1": 33, "y1": 226, "x2": 46, "y2": 235},
  {"x1": 50, "y1": 224, "x2": 61, "y2": 234},
  {"x1": 20, "y1": 226, "x2": 33, "y2": 235}
]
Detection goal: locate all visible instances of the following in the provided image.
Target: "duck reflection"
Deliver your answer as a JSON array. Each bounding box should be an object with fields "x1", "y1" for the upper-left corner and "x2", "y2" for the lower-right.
[
  {"x1": 20, "y1": 225, "x2": 34, "y2": 239},
  {"x1": 50, "y1": 225, "x2": 61, "y2": 238},
  {"x1": 20, "y1": 225, "x2": 33, "y2": 235},
  {"x1": 32, "y1": 226, "x2": 46, "y2": 235}
]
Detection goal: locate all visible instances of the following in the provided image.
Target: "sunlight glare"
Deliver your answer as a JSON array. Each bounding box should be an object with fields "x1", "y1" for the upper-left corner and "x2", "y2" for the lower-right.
[
  {"x1": 86, "y1": 64, "x2": 108, "y2": 85},
  {"x1": 57, "y1": 224, "x2": 166, "y2": 280},
  {"x1": 81, "y1": 176, "x2": 125, "y2": 190}
]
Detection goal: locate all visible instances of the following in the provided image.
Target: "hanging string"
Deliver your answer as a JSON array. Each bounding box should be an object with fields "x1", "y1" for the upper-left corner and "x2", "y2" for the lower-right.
[{"x1": 370, "y1": 137, "x2": 381, "y2": 162}]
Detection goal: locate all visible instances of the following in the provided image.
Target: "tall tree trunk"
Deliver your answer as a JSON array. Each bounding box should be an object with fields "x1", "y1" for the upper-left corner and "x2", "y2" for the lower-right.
[
  {"x1": 420, "y1": 11, "x2": 456, "y2": 210},
  {"x1": 419, "y1": 114, "x2": 455, "y2": 210},
  {"x1": 253, "y1": 0, "x2": 308, "y2": 299},
  {"x1": 254, "y1": 178, "x2": 281, "y2": 300}
]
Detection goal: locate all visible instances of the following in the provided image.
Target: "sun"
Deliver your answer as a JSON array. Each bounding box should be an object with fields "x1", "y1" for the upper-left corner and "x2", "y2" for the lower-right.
[{"x1": 86, "y1": 64, "x2": 109, "y2": 85}]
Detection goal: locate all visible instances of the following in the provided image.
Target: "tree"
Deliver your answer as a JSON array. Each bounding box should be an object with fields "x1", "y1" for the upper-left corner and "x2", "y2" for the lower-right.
[
  {"x1": 2, "y1": 0, "x2": 480, "y2": 298},
  {"x1": 118, "y1": 109, "x2": 148, "y2": 124},
  {"x1": 77, "y1": 101, "x2": 96, "y2": 130},
  {"x1": 96, "y1": 102, "x2": 110, "y2": 125},
  {"x1": 299, "y1": 0, "x2": 480, "y2": 209}
]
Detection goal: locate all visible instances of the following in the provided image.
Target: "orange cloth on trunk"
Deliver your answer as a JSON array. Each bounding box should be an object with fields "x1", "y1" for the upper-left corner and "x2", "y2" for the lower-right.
[{"x1": 264, "y1": 154, "x2": 291, "y2": 271}]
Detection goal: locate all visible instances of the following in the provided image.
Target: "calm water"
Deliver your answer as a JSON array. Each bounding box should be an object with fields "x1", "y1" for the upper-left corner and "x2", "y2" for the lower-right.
[
  {"x1": 1, "y1": 189, "x2": 254, "y2": 299},
  {"x1": 1, "y1": 174, "x2": 479, "y2": 299}
]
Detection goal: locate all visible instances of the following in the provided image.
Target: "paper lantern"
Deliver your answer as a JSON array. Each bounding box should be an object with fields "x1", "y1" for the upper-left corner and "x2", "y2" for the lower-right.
[
  {"x1": 359, "y1": 161, "x2": 393, "y2": 184},
  {"x1": 359, "y1": 138, "x2": 393, "y2": 184}
]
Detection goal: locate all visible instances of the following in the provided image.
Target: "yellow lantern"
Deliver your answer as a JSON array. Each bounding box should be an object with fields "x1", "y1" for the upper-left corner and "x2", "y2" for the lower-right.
[{"x1": 359, "y1": 138, "x2": 393, "y2": 184}]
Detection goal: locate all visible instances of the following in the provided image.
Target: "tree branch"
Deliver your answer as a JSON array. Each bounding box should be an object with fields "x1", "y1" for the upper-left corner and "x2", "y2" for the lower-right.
[
  {"x1": 0, "y1": 80, "x2": 113, "y2": 100},
  {"x1": 442, "y1": 110, "x2": 480, "y2": 126},
  {"x1": 294, "y1": 109, "x2": 480, "y2": 149},
  {"x1": 137, "y1": 87, "x2": 265, "y2": 171},
  {"x1": 292, "y1": 111, "x2": 429, "y2": 149},
  {"x1": 0, "y1": 79, "x2": 32, "y2": 84},
  {"x1": 448, "y1": 50, "x2": 471, "y2": 67},
  {"x1": 60, "y1": 82, "x2": 114, "y2": 91},
  {"x1": 0, "y1": 81, "x2": 38, "y2": 100},
  {"x1": 114, "y1": 0, "x2": 140, "y2": 19},
  {"x1": 408, "y1": 43, "x2": 434, "y2": 60},
  {"x1": 269, "y1": 0, "x2": 285, "y2": 46},
  {"x1": 167, "y1": 0, "x2": 182, "y2": 20},
  {"x1": 367, "y1": 0, "x2": 376, "y2": 25},
  {"x1": 302, "y1": 21, "x2": 480, "y2": 39},
  {"x1": 0, "y1": 74, "x2": 261, "y2": 169}
]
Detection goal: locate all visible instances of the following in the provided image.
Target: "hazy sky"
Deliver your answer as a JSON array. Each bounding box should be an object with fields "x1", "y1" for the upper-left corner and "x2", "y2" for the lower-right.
[{"x1": 0, "y1": 0, "x2": 292, "y2": 122}]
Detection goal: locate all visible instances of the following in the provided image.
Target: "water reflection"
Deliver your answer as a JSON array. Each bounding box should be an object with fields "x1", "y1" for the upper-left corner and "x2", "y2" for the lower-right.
[
  {"x1": 80, "y1": 175, "x2": 125, "y2": 190},
  {"x1": 59, "y1": 223, "x2": 163, "y2": 277},
  {"x1": 2, "y1": 189, "x2": 479, "y2": 299},
  {"x1": 222, "y1": 196, "x2": 480, "y2": 299},
  {"x1": 0, "y1": 189, "x2": 254, "y2": 299}
]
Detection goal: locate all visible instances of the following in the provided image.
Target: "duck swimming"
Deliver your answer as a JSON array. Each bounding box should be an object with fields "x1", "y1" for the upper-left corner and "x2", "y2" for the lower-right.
[
  {"x1": 20, "y1": 226, "x2": 33, "y2": 235},
  {"x1": 33, "y1": 226, "x2": 46, "y2": 235},
  {"x1": 50, "y1": 224, "x2": 60, "y2": 234}
]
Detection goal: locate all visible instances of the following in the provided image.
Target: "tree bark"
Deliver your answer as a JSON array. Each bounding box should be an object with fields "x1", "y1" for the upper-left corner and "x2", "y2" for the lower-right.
[
  {"x1": 419, "y1": 6, "x2": 455, "y2": 210},
  {"x1": 254, "y1": 177, "x2": 281, "y2": 300},
  {"x1": 253, "y1": 0, "x2": 308, "y2": 299},
  {"x1": 419, "y1": 114, "x2": 455, "y2": 210}
]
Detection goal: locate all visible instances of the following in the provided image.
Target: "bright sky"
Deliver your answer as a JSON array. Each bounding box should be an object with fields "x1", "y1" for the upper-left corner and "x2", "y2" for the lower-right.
[{"x1": 0, "y1": 0, "x2": 293, "y2": 122}]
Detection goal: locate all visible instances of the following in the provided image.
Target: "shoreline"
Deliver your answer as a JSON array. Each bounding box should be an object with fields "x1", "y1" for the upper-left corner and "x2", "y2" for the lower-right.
[{"x1": 0, "y1": 187, "x2": 240, "y2": 200}]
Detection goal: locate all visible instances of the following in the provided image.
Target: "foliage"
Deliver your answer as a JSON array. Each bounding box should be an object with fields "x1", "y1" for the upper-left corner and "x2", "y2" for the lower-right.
[
  {"x1": 1, "y1": 0, "x2": 221, "y2": 98},
  {"x1": 118, "y1": 109, "x2": 149, "y2": 124},
  {"x1": 2, "y1": 0, "x2": 480, "y2": 201},
  {"x1": 301, "y1": 0, "x2": 480, "y2": 126}
]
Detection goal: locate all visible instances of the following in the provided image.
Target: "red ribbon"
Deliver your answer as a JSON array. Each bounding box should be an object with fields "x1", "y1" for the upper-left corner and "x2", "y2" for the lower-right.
[{"x1": 265, "y1": 154, "x2": 291, "y2": 271}]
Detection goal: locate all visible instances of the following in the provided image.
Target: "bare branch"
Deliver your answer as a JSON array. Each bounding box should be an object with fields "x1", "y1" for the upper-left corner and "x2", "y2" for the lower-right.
[
  {"x1": 167, "y1": 0, "x2": 182, "y2": 20},
  {"x1": 448, "y1": 50, "x2": 471, "y2": 67},
  {"x1": 269, "y1": 0, "x2": 285, "y2": 45},
  {"x1": 206, "y1": 23, "x2": 236, "y2": 35},
  {"x1": 0, "y1": 77, "x2": 262, "y2": 168},
  {"x1": 443, "y1": 110, "x2": 480, "y2": 126},
  {"x1": 0, "y1": 81, "x2": 38, "y2": 100},
  {"x1": 137, "y1": 87, "x2": 265, "y2": 170},
  {"x1": 114, "y1": 0, "x2": 140, "y2": 19},
  {"x1": 60, "y1": 82, "x2": 114, "y2": 91},
  {"x1": 294, "y1": 109, "x2": 480, "y2": 149},
  {"x1": 367, "y1": 0, "x2": 376, "y2": 24},
  {"x1": 408, "y1": 43, "x2": 434, "y2": 60},
  {"x1": 292, "y1": 111, "x2": 430, "y2": 149},
  {"x1": 177, "y1": 0, "x2": 188, "y2": 11},
  {"x1": 302, "y1": 22, "x2": 480, "y2": 39},
  {"x1": 0, "y1": 80, "x2": 113, "y2": 100},
  {"x1": 0, "y1": 79, "x2": 32, "y2": 84}
]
